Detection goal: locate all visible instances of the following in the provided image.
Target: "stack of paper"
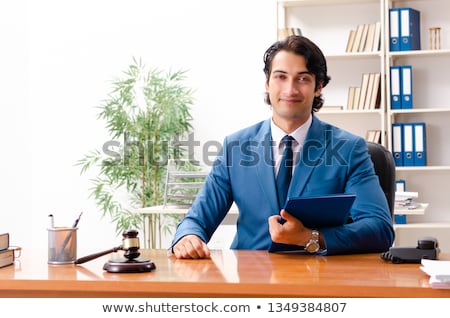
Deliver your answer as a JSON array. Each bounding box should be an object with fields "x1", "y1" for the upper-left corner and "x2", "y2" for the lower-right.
[
  {"x1": 420, "y1": 259, "x2": 450, "y2": 289},
  {"x1": 394, "y1": 191, "x2": 426, "y2": 213}
]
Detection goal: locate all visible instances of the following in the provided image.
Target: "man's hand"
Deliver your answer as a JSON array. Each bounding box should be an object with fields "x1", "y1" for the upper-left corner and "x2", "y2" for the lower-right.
[
  {"x1": 172, "y1": 234, "x2": 211, "y2": 259},
  {"x1": 268, "y1": 209, "x2": 310, "y2": 246}
]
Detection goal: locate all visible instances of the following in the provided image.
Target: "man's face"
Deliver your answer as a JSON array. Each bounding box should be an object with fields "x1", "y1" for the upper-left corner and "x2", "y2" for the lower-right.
[{"x1": 266, "y1": 50, "x2": 322, "y2": 126}]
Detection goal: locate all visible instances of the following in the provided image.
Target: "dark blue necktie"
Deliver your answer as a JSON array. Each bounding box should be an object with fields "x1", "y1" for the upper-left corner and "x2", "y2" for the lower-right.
[{"x1": 276, "y1": 135, "x2": 294, "y2": 209}]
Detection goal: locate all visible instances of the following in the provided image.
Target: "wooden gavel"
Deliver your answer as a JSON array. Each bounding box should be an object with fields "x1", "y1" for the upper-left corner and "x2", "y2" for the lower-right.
[{"x1": 75, "y1": 229, "x2": 141, "y2": 264}]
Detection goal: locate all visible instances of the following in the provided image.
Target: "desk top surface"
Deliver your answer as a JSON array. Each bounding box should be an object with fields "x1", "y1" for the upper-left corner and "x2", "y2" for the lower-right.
[{"x1": 1, "y1": 249, "x2": 449, "y2": 297}]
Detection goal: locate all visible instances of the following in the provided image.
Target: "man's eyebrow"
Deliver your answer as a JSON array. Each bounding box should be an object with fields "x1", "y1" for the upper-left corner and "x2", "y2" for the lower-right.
[{"x1": 272, "y1": 70, "x2": 312, "y2": 75}]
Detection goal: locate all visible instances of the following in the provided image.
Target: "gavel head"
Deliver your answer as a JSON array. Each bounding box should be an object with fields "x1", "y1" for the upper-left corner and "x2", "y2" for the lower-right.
[{"x1": 122, "y1": 229, "x2": 141, "y2": 260}]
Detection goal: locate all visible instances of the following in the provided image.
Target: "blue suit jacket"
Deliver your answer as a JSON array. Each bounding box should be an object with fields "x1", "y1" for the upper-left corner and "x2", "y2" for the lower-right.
[{"x1": 172, "y1": 115, "x2": 395, "y2": 255}]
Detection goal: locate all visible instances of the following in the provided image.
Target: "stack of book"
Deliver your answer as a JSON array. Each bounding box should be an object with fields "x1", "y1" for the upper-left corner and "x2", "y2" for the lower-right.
[
  {"x1": 346, "y1": 22, "x2": 381, "y2": 53},
  {"x1": 278, "y1": 27, "x2": 302, "y2": 39},
  {"x1": 0, "y1": 233, "x2": 14, "y2": 268},
  {"x1": 347, "y1": 72, "x2": 381, "y2": 110},
  {"x1": 365, "y1": 130, "x2": 382, "y2": 144}
]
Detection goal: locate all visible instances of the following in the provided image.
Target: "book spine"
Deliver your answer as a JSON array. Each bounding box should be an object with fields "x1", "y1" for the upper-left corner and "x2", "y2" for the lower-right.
[
  {"x1": 0, "y1": 248, "x2": 14, "y2": 268},
  {"x1": 0, "y1": 233, "x2": 9, "y2": 251}
]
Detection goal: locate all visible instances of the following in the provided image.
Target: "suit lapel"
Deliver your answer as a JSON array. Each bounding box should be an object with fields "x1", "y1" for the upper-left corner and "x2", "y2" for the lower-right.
[{"x1": 254, "y1": 120, "x2": 280, "y2": 212}]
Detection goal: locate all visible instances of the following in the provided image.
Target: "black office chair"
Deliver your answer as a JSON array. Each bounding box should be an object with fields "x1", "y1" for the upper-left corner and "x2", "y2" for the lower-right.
[{"x1": 366, "y1": 141, "x2": 396, "y2": 218}]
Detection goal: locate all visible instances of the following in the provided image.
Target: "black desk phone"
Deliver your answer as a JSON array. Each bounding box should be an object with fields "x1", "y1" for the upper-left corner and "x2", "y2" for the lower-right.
[{"x1": 380, "y1": 236, "x2": 440, "y2": 264}]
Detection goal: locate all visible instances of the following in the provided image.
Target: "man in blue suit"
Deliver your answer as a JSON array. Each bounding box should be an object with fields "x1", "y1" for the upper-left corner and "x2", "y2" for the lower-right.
[{"x1": 172, "y1": 35, "x2": 394, "y2": 259}]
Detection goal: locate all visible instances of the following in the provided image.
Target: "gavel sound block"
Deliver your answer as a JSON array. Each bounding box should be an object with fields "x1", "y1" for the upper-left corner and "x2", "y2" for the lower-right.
[{"x1": 75, "y1": 229, "x2": 156, "y2": 273}]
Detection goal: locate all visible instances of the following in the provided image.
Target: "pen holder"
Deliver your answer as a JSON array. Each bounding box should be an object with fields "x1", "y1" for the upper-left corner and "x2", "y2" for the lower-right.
[{"x1": 47, "y1": 227, "x2": 77, "y2": 264}]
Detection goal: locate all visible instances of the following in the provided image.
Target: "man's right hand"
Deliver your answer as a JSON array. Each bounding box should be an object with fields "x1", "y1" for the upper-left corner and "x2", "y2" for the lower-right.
[{"x1": 172, "y1": 234, "x2": 211, "y2": 259}]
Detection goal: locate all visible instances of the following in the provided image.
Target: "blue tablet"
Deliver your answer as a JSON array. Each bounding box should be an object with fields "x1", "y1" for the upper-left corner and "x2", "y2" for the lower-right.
[
  {"x1": 268, "y1": 194, "x2": 356, "y2": 253},
  {"x1": 283, "y1": 193, "x2": 356, "y2": 228}
]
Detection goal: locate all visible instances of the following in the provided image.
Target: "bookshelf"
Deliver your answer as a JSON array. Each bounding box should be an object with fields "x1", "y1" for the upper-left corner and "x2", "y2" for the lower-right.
[
  {"x1": 277, "y1": 0, "x2": 387, "y2": 145},
  {"x1": 277, "y1": 0, "x2": 450, "y2": 251},
  {"x1": 384, "y1": 0, "x2": 450, "y2": 252}
]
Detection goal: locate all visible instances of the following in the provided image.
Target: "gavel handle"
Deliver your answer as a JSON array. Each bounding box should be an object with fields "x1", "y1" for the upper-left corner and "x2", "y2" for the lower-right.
[{"x1": 74, "y1": 245, "x2": 122, "y2": 264}]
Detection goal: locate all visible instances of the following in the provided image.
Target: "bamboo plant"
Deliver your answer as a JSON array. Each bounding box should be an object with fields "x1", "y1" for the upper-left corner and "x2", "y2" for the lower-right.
[{"x1": 77, "y1": 58, "x2": 195, "y2": 248}]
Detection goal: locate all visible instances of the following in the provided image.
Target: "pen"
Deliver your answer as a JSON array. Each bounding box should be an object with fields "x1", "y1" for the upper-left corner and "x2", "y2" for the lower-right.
[
  {"x1": 58, "y1": 212, "x2": 83, "y2": 260},
  {"x1": 48, "y1": 214, "x2": 54, "y2": 228},
  {"x1": 72, "y1": 212, "x2": 83, "y2": 228}
]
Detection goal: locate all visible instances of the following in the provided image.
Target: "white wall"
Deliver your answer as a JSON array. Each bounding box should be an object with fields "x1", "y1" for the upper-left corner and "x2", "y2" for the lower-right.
[{"x1": 0, "y1": 0, "x2": 276, "y2": 254}]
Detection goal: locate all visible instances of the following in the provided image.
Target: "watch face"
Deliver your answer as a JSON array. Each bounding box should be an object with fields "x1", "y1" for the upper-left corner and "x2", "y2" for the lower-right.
[{"x1": 305, "y1": 241, "x2": 320, "y2": 253}]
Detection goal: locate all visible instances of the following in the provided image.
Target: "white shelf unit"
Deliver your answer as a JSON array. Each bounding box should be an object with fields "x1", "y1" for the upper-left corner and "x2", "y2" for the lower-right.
[
  {"x1": 277, "y1": 0, "x2": 387, "y2": 145},
  {"x1": 277, "y1": 0, "x2": 450, "y2": 250},
  {"x1": 384, "y1": 0, "x2": 450, "y2": 249}
]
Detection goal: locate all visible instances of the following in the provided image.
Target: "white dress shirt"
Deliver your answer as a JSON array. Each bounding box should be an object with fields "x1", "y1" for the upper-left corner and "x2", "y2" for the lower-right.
[{"x1": 271, "y1": 114, "x2": 312, "y2": 177}]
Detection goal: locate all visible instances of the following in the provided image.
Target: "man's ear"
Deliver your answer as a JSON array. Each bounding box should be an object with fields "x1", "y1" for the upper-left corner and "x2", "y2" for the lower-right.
[{"x1": 315, "y1": 82, "x2": 323, "y2": 96}]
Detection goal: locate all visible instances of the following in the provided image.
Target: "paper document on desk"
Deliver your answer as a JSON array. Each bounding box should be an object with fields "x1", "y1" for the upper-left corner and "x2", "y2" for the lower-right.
[{"x1": 420, "y1": 259, "x2": 450, "y2": 289}]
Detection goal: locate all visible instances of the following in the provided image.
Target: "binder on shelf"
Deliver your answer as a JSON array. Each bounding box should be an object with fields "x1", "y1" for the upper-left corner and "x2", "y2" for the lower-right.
[
  {"x1": 395, "y1": 215, "x2": 407, "y2": 224},
  {"x1": 396, "y1": 179, "x2": 406, "y2": 192},
  {"x1": 390, "y1": 66, "x2": 402, "y2": 109},
  {"x1": 392, "y1": 123, "x2": 403, "y2": 166},
  {"x1": 400, "y1": 8, "x2": 421, "y2": 51},
  {"x1": 413, "y1": 122, "x2": 427, "y2": 166},
  {"x1": 389, "y1": 8, "x2": 400, "y2": 51},
  {"x1": 394, "y1": 179, "x2": 407, "y2": 224},
  {"x1": 401, "y1": 65, "x2": 413, "y2": 109},
  {"x1": 402, "y1": 123, "x2": 414, "y2": 166}
]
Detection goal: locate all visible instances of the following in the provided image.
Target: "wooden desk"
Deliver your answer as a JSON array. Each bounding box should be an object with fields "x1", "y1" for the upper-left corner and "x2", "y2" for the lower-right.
[{"x1": 1, "y1": 249, "x2": 449, "y2": 298}]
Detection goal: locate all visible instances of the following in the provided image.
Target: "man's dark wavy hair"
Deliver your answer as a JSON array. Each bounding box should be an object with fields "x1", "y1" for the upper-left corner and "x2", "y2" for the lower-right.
[{"x1": 263, "y1": 35, "x2": 331, "y2": 112}]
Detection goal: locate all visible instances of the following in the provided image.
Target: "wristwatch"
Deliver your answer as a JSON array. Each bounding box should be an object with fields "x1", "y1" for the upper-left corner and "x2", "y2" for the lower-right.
[{"x1": 305, "y1": 230, "x2": 320, "y2": 254}]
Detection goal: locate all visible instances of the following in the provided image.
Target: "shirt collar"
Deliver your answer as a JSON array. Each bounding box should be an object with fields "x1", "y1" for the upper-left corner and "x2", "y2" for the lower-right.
[{"x1": 270, "y1": 114, "x2": 312, "y2": 147}]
